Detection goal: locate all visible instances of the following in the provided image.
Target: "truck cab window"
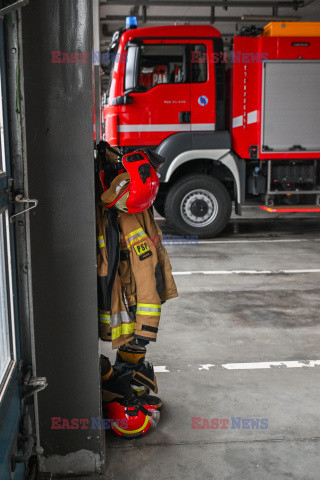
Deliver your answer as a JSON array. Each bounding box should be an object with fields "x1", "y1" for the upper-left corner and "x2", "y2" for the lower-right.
[
  {"x1": 190, "y1": 44, "x2": 207, "y2": 83},
  {"x1": 137, "y1": 44, "x2": 186, "y2": 91}
]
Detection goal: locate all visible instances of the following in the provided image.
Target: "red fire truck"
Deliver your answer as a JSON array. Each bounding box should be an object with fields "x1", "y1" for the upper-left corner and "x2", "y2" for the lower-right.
[{"x1": 103, "y1": 21, "x2": 320, "y2": 237}]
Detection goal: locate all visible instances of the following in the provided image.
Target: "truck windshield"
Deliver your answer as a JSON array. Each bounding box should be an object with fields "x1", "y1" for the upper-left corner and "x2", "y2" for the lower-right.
[
  {"x1": 106, "y1": 56, "x2": 116, "y2": 98},
  {"x1": 103, "y1": 29, "x2": 122, "y2": 99}
]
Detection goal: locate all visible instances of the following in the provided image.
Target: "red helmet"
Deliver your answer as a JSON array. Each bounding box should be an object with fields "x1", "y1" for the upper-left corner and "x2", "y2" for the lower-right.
[
  {"x1": 101, "y1": 150, "x2": 164, "y2": 214},
  {"x1": 106, "y1": 401, "x2": 160, "y2": 438}
]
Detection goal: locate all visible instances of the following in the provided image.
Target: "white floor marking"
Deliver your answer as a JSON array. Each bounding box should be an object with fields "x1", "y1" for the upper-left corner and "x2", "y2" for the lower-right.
[
  {"x1": 197, "y1": 239, "x2": 318, "y2": 244},
  {"x1": 162, "y1": 238, "x2": 320, "y2": 245},
  {"x1": 172, "y1": 269, "x2": 320, "y2": 276},
  {"x1": 154, "y1": 366, "x2": 170, "y2": 373},
  {"x1": 222, "y1": 360, "x2": 320, "y2": 370},
  {"x1": 154, "y1": 360, "x2": 320, "y2": 373},
  {"x1": 198, "y1": 364, "x2": 215, "y2": 371}
]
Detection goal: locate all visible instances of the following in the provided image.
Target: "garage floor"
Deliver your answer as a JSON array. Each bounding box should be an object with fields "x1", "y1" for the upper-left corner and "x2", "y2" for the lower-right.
[{"x1": 101, "y1": 213, "x2": 320, "y2": 480}]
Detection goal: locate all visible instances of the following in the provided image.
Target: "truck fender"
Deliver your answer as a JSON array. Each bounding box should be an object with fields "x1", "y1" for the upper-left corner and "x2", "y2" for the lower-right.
[{"x1": 161, "y1": 149, "x2": 245, "y2": 207}]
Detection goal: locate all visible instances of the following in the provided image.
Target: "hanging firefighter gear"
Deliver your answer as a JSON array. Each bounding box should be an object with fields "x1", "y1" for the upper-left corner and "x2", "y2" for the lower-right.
[
  {"x1": 97, "y1": 205, "x2": 178, "y2": 348},
  {"x1": 96, "y1": 140, "x2": 178, "y2": 436}
]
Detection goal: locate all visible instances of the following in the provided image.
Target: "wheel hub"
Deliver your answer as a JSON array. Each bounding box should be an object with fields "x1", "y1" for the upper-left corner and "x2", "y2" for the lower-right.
[
  {"x1": 180, "y1": 189, "x2": 219, "y2": 228},
  {"x1": 190, "y1": 199, "x2": 209, "y2": 217}
]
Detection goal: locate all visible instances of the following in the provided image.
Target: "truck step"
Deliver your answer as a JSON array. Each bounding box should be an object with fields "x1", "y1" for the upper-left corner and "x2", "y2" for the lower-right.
[{"x1": 260, "y1": 205, "x2": 320, "y2": 213}]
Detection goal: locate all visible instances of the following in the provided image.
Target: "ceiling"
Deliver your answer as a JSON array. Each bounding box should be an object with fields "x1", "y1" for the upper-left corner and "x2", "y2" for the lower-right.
[{"x1": 99, "y1": 0, "x2": 320, "y2": 89}]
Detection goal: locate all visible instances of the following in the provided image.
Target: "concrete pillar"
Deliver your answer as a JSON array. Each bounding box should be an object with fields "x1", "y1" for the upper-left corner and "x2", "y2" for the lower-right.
[{"x1": 21, "y1": 0, "x2": 104, "y2": 475}]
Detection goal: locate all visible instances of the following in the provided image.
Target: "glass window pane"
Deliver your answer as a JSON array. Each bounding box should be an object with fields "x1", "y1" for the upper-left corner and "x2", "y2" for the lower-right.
[
  {"x1": 0, "y1": 213, "x2": 13, "y2": 387},
  {"x1": 191, "y1": 44, "x2": 207, "y2": 83},
  {"x1": 138, "y1": 44, "x2": 186, "y2": 91}
]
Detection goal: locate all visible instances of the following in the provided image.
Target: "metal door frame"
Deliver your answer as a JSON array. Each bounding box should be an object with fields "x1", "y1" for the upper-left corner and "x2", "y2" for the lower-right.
[{"x1": 0, "y1": 15, "x2": 26, "y2": 480}]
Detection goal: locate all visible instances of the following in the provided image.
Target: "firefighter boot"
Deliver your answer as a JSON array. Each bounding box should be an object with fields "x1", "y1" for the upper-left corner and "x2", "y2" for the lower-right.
[
  {"x1": 101, "y1": 355, "x2": 162, "y2": 438},
  {"x1": 101, "y1": 354, "x2": 135, "y2": 406},
  {"x1": 114, "y1": 348, "x2": 163, "y2": 410}
]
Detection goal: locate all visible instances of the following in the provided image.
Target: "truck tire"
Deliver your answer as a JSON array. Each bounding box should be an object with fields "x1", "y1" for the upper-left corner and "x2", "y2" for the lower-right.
[{"x1": 164, "y1": 175, "x2": 232, "y2": 238}]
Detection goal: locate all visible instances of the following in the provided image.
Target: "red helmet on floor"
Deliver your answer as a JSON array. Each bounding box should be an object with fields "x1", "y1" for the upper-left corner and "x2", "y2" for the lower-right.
[
  {"x1": 106, "y1": 401, "x2": 160, "y2": 438},
  {"x1": 101, "y1": 150, "x2": 164, "y2": 214}
]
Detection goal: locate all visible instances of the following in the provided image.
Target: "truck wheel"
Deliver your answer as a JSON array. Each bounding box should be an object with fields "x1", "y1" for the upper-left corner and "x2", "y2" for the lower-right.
[{"x1": 164, "y1": 175, "x2": 232, "y2": 238}]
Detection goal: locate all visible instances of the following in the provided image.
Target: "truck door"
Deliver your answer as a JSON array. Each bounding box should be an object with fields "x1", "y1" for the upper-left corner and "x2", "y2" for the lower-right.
[
  {"x1": 0, "y1": 21, "x2": 25, "y2": 480},
  {"x1": 190, "y1": 40, "x2": 216, "y2": 131},
  {"x1": 119, "y1": 40, "x2": 191, "y2": 147}
]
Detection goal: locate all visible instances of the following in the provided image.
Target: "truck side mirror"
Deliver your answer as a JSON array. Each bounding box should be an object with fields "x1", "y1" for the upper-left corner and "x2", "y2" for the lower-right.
[
  {"x1": 112, "y1": 94, "x2": 133, "y2": 106},
  {"x1": 125, "y1": 44, "x2": 139, "y2": 93}
]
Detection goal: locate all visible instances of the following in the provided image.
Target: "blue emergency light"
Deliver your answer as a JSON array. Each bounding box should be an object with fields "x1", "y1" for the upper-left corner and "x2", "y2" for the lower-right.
[{"x1": 126, "y1": 16, "x2": 137, "y2": 29}]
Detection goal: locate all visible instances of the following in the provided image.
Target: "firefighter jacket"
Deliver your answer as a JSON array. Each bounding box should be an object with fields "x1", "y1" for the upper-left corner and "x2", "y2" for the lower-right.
[
  {"x1": 97, "y1": 206, "x2": 135, "y2": 349},
  {"x1": 97, "y1": 206, "x2": 178, "y2": 349}
]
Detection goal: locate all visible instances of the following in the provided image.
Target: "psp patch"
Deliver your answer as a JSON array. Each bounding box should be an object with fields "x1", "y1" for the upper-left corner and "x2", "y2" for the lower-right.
[{"x1": 133, "y1": 241, "x2": 152, "y2": 261}]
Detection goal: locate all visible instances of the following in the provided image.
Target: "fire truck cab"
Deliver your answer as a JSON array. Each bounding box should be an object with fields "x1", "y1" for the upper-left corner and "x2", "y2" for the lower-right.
[{"x1": 103, "y1": 21, "x2": 320, "y2": 237}]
